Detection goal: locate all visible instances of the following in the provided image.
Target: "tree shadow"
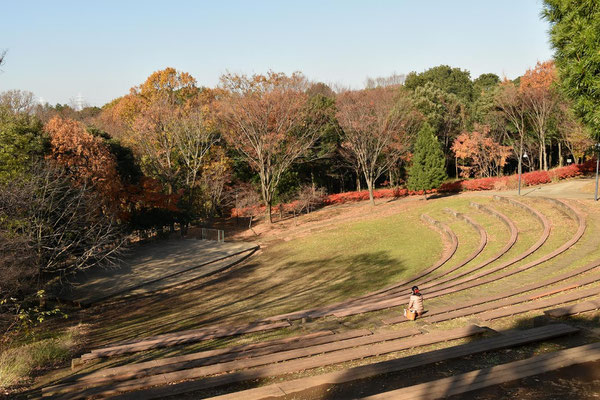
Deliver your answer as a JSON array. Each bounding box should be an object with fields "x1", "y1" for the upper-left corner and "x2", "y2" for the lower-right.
[
  {"x1": 308, "y1": 313, "x2": 599, "y2": 400},
  {"x1": 18, "y1": 308, "x2": 600, "y2": 399}
]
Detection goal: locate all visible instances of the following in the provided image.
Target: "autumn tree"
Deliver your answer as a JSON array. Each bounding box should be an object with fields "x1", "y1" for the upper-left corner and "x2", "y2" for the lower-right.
[
  {"x1": 139, "y1": 67, "x2": 197, "y2": 105},
  {"x1": 216, "y1": 71, "x2": 324, "y2": 223},
  {"x1": 44, "y1": 116, "x2": 122, "y2": 205},
  {"x1": 336, "y1": 87, "x2": 416, "y2": 205},
  {"x1": 198, "y1": 146, "x2": 232, "y2": 216},
  {"x1": 452, "y1": 125, "x2": 512, "y2": 178},
  {"x1": 407, "y1": 122, "x2": 447, "y2": 191},
  {"x1": 495, "y1": 80, "x2": 531, "y2": 176},
  {"x1": 556, "y1": 102, "x2": 594, "y2": 164},
  {"x1": 520, "y1": 61, "x2": 559, "y2": 171}
]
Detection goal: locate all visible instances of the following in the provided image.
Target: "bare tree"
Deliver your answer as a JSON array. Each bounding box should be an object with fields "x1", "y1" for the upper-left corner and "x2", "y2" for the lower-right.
[
  {"x1": 0, "y1": 164, "x2": 125, "y2": 287},
  {"x1": 336, "y1": 87, "x2": 417, "y2": 205},
  {"x1": 295, "y1": 184, "x2": 326, "y2": 214},
  {"x1": 131, "y1": 98, "x2": 181, "y2": 194},
  {"x1": 0, "y1": 89, "x2": 36, "y2": 114},
  {"x1": 557, "y1": 102, "x2": 594, "y2": 164},
  {"x1": 495, "y1": 80, "x2": 529, "y2": 178},
  {"x1": 520, "y1": 61, "x2": 559, "y2": 171},
  {"x1": 364, "y1": 72, "x2": 406, "y2": 89},
  {"x1": 171, "y1": 109, "x2": 219, "y2": 191},
  {"x1": 216, "y1": 71, "x2": 325, "y2": 223}
]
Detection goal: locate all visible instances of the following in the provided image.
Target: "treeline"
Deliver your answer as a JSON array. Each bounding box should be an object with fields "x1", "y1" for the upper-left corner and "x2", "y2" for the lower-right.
[{"x1": 1, "y1": 62, "x2": 597, "y2": 323}]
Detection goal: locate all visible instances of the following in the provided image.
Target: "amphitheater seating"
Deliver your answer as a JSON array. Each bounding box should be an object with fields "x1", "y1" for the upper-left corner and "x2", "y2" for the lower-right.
[
  {"x1": 258, "y1": 213, "x2": 460, "y2": 323},
  {"x1": 358, "y1": 341, "x2": 600, "y2": 400},
  {"x1": 55, "y1": 196, "x2": 599, "y2": 400},
  {"x1": 188, "y1": 324, "x2": 578, "y2": 400},
  {"x1": 545, "y1": 299, "x2": 600, "y2": 318},
  {"x1": 45, "y1": 326, "x2": 484, "y2": 399},
  {"x1": 330, "y1": 198, "x2": 586, "y2": 319},
  {"x1": 383, "y1": 259, "x2": 600, "y2": 325},
  {"x1": 76, "y1": 320, "x2": 291, "y2": 362}
]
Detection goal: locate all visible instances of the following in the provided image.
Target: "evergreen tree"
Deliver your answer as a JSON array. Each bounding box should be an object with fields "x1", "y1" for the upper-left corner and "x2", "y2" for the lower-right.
[
  {"x1": 543, "y1": 0, "x2": 600, "y2": 139},
  {"x1": 407, "y1": 123, "x2": 447, "y2": 191}
]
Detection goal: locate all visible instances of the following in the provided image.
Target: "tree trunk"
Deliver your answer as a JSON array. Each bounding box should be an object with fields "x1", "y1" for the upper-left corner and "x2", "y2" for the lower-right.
[
  {"x1": 265, "y1": 202, "x2": 272, "y2": 224},
  {"x1": 356, "y1": 174, "x2": 361, "y2": 191},
  {"x1": 455, "y1": 156, "x2": 459, "y2": 178},
  {"x1": 539, "y1": 144, "x2": 543, "y2": 171},
  {"x1": 558, "y1": 142, "x2": 563, "y2": 167},
  {"x1": 366, "y1": 178, "x2": 375, "y2": 206}
]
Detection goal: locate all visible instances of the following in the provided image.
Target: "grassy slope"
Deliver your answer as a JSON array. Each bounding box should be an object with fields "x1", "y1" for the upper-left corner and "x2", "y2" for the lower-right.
[
  {"x1": 84, "y1": 199, "x2": 443, "y2": 346},
  {"x1": 13, "y1": 194, "x2": 600, "y2": 395}
]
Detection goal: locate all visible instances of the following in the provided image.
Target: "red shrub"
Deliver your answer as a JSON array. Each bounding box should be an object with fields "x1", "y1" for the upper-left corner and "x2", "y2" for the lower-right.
[
  {"x1": 521, "y1": 171, "x2": 551, "y2": 186},
  {"x1": 439, "y1": 181, "x2": 463, "y2": 193},
  {"x1": 461, "y1": 177, "x2": 497, "y2": 191},
  {"x1": 550, "y1": 164, "x2": 582, "y2": 180}
]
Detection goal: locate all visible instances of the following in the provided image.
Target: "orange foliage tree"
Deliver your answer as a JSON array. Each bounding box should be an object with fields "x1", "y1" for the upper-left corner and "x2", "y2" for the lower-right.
[
  {"x1": 215, "y1": 71, "x2": 324, "y2": 223},
  {"x1": 44, "y1": 116, "x2": 122, "y2": 206},
  {"x1": 520, "y1": 61, "x2": 559, "y2": 170},
  {"x1": 452, "y1": 125, "x2": 513, "y2": 178}
]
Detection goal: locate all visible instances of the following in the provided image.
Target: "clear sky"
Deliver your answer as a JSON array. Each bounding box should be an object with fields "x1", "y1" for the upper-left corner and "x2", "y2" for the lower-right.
[{"x1": 1, "y1": 0, "x2": 553, "y2": 107}]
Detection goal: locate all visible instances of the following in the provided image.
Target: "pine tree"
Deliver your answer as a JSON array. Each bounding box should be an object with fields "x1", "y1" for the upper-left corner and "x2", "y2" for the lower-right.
[
  {"x1": 407, "y1": 123, "x2": 447, "y2": 191},
  {"x1": 543, "y1": 0, "x2": 600, "y2": 139}
]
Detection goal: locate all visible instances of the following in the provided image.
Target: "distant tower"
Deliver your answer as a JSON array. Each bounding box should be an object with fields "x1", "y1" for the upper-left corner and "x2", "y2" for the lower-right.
[{"x1": 75, "y1": 93, "x2": 85, "y2": 111}]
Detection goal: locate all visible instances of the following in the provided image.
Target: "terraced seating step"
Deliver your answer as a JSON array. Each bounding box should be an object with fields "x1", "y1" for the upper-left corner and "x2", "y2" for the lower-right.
[
  {"x1": 206, "y1": 324, "x2": 579, "y2": 400},
  {"x1": 422, "y1": 269, "x2": 600, "y2": 324},
  {"x1": 59, "y1": 325, "x2": 484, "y2": 399},
  {"x1": 359, "y1": 340, "x2": 600, "y2": 400},
  {"x1": 64, "y1": 330, "x2": 336, "y2": 383},
  {"x1": 264, "y1": 198, "x2": 582, "y2": 324},
  {"x1": 403, "y1": 198, "x2": 584, "y2": 303},
  {"x1": 342, "y1": 207, "x2": 492, "y2": 311},
  {"x1": 383, "y1": 259, "x2": 600, "y2": 325},
  {"x1": 330, "y1": 198, "x2": 567, "y2": 319},
  {"x1": 544, "y1": 298, "x2": 600, "y2": 318},
  {"x1": 78, "y1": 320, "x2": 291, "y2": 362},
  {"x1": 46, "y1": 327, "x2": 420, "y2": 398},
  {"x1": 477, "y1": 285, "x2": 600, "y2": 321},
  {"x1": 53, "y1": 329, "x2": 371, "y2": 390},
  {"x1": 398, "y1": 204, "x2": 514, "y2": 292}
]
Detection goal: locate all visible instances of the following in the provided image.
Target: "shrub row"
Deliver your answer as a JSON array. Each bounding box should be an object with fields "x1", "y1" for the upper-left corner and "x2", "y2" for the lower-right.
[{"x1": 230, "y1": 160, "x2": 597, "y2": 214}]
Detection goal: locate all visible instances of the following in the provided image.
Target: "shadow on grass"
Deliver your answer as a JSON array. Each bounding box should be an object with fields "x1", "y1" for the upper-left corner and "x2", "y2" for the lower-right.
[
  {"x1": 85, "y1": 251, "x2": 406, "y2": 343},
  {"x1": 16, "y1": 307, "x2": 600, "y2": 399},
  {"x1": 309, "y1": 313, "x2": 599, "y2": 400}
]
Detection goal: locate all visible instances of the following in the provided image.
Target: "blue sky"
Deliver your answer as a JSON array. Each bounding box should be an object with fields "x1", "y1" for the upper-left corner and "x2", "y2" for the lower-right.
[{"x1": 1, "y1": 0, "x2": 553, "y2": 107}]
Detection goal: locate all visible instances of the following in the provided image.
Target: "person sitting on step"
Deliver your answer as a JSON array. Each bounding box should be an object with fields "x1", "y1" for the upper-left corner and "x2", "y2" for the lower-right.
[{"x1": 404, "y1": 285, "x2": 424, "y2": 320}]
